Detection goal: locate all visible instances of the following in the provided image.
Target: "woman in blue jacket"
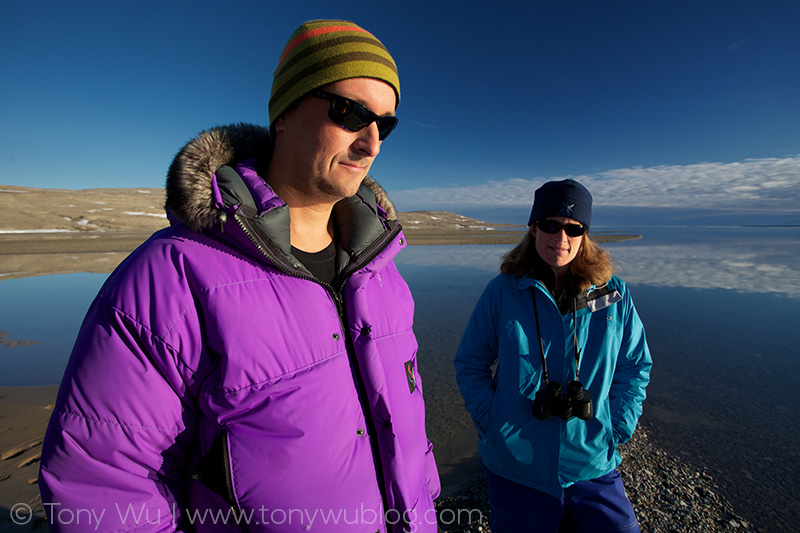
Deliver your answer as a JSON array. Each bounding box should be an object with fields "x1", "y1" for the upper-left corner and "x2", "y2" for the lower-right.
[{"x1": 454, "y1": 179, "x2": 652, "y2": 532}]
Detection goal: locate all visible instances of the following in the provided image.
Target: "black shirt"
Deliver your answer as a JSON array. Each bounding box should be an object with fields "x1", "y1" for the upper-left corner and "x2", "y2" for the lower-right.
[{"x1": 291, "y1": 242, "x2": 337, "y2": 286}]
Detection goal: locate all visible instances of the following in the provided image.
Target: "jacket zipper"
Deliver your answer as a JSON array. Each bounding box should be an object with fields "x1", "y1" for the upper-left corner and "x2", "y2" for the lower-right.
[
  {"x1": 220, "y1": 430, "x2": 250, "y2": 533},
  {"x1": 234, "y1": 213, "x2": 403, "y2": 528},
  {"x1": 337, "y1": 224, "x2": 404, "y2": 528},
  {"x1": 334, "y1": 223, "x2": 404, "y2": 532},
  {"x1": 531, "y1": 280, "x2": 578, "y2": 491},
  {"x1": 330, "y1": 287, "x2": 393, "y2": 528},
  {"x1": 233, "y1": 214, "x2": 310, "y2": 280}
]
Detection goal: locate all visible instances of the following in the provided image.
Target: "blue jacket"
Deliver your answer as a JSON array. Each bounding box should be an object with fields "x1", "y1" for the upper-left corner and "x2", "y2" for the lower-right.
[{"x1": 454, "y1": 273, "x2": 651, "y2": 498}]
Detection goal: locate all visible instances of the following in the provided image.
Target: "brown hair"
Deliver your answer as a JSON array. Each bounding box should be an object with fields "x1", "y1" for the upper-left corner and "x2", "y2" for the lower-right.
[{"x1": 500, "y1": 230, "x2": 615, "y2": 291}]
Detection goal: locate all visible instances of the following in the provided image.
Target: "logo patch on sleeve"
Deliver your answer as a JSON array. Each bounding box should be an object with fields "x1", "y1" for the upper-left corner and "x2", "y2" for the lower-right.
[{"x1": 405, "y1": 360, "x2": 417, "y2": 394}]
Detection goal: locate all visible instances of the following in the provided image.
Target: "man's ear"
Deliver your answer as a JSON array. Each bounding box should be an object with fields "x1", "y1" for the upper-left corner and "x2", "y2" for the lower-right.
[
  {"x1": 274, "y1": 115, "x2": 286, "y2": 134},
  {"x1": 274, "y1": 96, "x2": 304, "y2": 134}
]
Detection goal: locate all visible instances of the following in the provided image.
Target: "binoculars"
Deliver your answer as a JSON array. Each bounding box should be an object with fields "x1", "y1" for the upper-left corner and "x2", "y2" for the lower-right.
[{"x1": 533, "y1": 380, "x2": 594, "y2": 421}]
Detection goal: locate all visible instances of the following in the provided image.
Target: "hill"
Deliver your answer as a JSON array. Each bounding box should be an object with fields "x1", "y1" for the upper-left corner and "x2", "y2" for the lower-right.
[{"x1": 0, "y1": 185, "x2": 638, "y2": 280}]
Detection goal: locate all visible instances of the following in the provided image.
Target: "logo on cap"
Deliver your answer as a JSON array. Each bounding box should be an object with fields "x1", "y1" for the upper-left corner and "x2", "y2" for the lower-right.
[{"x1": 560, "y1": 202, "x2": 576, "y2": 217}]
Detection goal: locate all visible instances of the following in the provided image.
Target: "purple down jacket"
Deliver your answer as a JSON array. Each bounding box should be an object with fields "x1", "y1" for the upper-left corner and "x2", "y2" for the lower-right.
[{"x1": 39, "y1": 124, "x2": 440, "y2": 532}]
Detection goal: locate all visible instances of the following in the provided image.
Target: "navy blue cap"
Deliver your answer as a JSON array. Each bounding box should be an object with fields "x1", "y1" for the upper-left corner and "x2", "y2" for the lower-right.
[{"x1": 527, "y1": 179, "x2": 592, "y2": 228}]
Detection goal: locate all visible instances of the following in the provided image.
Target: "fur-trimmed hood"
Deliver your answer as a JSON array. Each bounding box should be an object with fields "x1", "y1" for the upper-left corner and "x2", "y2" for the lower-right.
[{"x1": 165, "y1": 123, "x2": 397, "y2": 232}]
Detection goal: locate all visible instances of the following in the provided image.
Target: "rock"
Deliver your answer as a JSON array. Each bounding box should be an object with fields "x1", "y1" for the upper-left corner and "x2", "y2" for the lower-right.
[
  {"x1": 0, "y1": 438, "x2": 42, "y2": 460},
  {"x1": 18, "y1": 452, "x2": 41, "y2": 468}
]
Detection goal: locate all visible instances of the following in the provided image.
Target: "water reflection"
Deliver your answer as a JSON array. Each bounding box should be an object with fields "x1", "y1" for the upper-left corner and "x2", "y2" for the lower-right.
[
  {"x1": 0, "y1": 273, "x2": 106, "y2": 386},
  {"x1": 603, "y1": 227, "x2": 800, "y2": 298},
  {"x1": 396, "y1": 227, "x2": 800, "y2": 298}
]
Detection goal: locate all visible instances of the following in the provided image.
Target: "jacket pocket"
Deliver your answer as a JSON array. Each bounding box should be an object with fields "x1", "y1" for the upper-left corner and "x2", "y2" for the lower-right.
[{"x1": 191, "y1": 429, "x2": 250, "y2": 532}]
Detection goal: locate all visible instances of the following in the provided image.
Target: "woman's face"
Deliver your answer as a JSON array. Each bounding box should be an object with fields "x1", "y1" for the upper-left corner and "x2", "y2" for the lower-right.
[{"x1": 533, "y1": 216, "x2": 584, "y2": 273}]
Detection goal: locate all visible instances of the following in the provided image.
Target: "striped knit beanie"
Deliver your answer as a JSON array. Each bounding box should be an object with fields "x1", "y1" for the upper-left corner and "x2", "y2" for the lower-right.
[{"x1": 269, "y1": 19, "x2": 400, "y2": 126}]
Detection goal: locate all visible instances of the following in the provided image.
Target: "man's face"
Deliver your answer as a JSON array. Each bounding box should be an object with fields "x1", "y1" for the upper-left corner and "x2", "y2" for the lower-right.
[{"x1": 274, "y1": 77, "x2": 397, "y2": 205}]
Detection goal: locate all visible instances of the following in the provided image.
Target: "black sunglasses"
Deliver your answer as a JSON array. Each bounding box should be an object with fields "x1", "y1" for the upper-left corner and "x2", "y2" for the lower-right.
[
  {"x1": 311, "y1": 89, "x2": 398, "y2": 141},
  {"x1": 536, "y1": 219, "x2": 587, "y2": 237}
]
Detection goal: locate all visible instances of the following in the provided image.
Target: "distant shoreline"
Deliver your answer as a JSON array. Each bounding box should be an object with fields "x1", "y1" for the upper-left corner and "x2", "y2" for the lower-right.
[
  {"x1": 0, "y1": 227, "x2": 639, "y2": 252},
  {"x1": 0, "y1": 219, "x2": 641, "y2": 281}
]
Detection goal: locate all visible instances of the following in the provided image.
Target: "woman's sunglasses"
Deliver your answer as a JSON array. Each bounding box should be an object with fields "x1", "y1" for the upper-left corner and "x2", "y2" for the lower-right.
[
  {"x1": 311, "y1": 89, "x2": 398, "y2": 141},
  {"x1": 536, "y1": 219, "x2": 587, "y2": 237}
]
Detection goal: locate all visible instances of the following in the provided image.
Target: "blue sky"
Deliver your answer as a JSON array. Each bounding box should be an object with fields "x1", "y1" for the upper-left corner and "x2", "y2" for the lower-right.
[{"x1": 2, "y1": 0, "x2": 799, "y2": 216}]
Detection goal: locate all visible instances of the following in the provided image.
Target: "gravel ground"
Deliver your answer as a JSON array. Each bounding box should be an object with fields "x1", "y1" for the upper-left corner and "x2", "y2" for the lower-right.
[{"x1": 434, "y1": 425, "x2": 754, "y2": 532}]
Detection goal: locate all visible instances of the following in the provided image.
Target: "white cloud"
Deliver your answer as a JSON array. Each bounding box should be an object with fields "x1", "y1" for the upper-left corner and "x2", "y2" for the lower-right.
[
  {"x1": 727, "y1": 39, "x2": 749, "y2": 52},
  {"x1": 391, "y1": 155, "x2": 800, "y2": 211}
]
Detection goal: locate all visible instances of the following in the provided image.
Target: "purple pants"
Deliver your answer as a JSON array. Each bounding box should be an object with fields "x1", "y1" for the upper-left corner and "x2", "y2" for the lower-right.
[{"x1": 483, "y1": 465, "x2": 640, "y2": 533}]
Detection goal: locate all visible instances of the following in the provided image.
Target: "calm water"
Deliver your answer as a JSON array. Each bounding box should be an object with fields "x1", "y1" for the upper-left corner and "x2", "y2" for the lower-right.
[{"x1": 2, "y1": 226, "x2": 799, "y2": 529}]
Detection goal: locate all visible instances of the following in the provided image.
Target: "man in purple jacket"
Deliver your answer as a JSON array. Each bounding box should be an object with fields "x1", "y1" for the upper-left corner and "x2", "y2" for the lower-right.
[{"x1": 39, "y1": 19, "x2": 440, "y2": 532}]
